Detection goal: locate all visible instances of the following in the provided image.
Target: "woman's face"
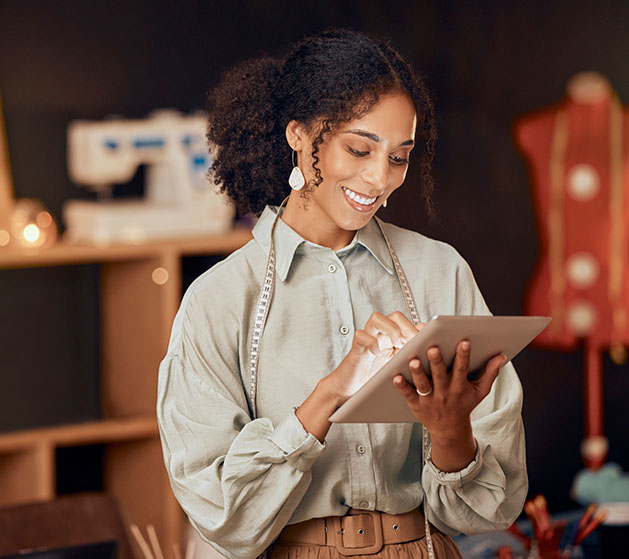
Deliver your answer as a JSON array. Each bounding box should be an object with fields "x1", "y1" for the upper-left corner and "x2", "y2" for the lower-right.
[{"x1": 285, "y1": 91, "x2": 417, "y2": 249}]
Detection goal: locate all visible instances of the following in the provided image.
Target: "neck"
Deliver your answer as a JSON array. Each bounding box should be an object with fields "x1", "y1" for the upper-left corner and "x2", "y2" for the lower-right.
[
  {"x1": 281, "y1": 193, "x2": 355, "y2": 251},
  {"x1": 565, "y1": 72, "x2": 613, "y2": 105}
]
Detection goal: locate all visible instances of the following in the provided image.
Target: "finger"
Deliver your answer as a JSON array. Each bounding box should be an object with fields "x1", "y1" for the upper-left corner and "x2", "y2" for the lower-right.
[
  {"x1": 450, "y1": 339, "x2": 471, "y2": 388},
  {"x1": 363, "y1": 312, "x2": 405, "y2": 347},
  {"x1": 392, "y1": 374, "x2": 420, "y2": 415},
  {"x1": 409, "y1": 358, "x2": 432, "y2": 396},
  {"x1": 427, "y1": 346, "x2": 448, "y2": 391},
  {"x1": 351, "y1": 330, "x2": 380, "y2": 357},
  {"x1": 475, "y1": 354, "x2": 507, "y2": 397},
  {"x1": 386, "y1": 311, "x2": 419, "y2": 342}
]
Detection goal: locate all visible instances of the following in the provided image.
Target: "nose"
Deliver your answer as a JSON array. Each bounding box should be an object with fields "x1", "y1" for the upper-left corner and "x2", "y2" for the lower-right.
[{"x1": 361, "y1": 154, "x2": 389, "y2": 194}]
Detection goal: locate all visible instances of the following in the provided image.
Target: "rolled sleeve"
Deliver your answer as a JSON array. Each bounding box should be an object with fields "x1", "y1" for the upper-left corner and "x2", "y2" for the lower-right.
[
  {"x1": 424, "y1": 439, "x2": 484, "y2": 490},
  {"x1": 270, "y1": 410, "x2": 326, "y2": 471}
]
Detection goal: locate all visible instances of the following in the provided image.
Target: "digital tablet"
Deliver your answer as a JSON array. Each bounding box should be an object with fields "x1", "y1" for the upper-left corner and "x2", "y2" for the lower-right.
[{"x1": 328, "y1": 315, "x2": 551, "y2": 424}]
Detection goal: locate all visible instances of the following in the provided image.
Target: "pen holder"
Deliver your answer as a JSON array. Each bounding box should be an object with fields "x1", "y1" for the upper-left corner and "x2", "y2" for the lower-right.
[{"x1": 527, "y1": 526, "x2": 585, "y2": 558}]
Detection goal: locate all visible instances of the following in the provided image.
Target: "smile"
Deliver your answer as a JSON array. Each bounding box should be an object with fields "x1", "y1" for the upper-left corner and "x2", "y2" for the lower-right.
[{"x1": 342, "y1": 186, "x2": 378, "y2": 206}]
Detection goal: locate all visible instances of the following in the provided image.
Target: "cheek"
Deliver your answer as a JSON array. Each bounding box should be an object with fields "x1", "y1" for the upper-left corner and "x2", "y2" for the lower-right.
[
  {"x1": 314, "y1": 145, "x2": 360, "y2": 182},
  {"x1": 389, "y1": 167, "x2": 409, "y2": 190},
  {"x1": 326, "y1": 154, "x2": 362, "y2": 182}
]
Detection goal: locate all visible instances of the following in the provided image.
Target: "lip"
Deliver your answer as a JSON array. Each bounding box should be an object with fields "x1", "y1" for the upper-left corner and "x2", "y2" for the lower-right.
[{"x1": 342, "y1": 186, "x2": 380, "y2": 212}]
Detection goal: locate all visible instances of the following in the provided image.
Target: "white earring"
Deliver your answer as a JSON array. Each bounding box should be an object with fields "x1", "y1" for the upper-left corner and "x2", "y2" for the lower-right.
[
  {"x1": 288, "y1": 150, "x2": 305, "y2": 191},
  {"x1": 383, "y1": 198, "x2": 388, "y2": 208}
]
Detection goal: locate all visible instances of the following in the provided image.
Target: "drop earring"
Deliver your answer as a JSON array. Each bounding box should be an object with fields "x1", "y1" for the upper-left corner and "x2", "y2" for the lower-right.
[
  {"x1": 288, "y1": 150, "x2": 305, "y2": 191},
  {"x1": 383, "y1": 198, "x2": 388, "y2": 208}
]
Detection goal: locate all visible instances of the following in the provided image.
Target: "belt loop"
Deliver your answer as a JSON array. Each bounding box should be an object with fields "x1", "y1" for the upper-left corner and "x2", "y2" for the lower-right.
[{"x1": 332, "y1": 511, "x2": 384, "y2": 555}]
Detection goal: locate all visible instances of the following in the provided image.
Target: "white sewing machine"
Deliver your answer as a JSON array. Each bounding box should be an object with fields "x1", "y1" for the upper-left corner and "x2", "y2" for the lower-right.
[{"x1": 64, "y1": 109, "x2": 234, "y2": 245}]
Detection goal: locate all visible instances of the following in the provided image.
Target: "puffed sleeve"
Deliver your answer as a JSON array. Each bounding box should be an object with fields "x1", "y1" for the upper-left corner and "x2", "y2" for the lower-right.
[
  {"x1": 157, "y1": 270, "x2": 326, "y2": 559},
  {"x1": 421, "y1": 251, "x2": 528, "y2": 535}
]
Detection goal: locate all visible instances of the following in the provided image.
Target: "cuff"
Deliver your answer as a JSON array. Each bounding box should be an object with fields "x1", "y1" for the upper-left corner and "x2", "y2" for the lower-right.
[
  {"x1": 270, "y1": 409, "x2": 326, "y2": 472},
  {"x1": 425, "y1": 438, "x2": 484, "y2": 489}
]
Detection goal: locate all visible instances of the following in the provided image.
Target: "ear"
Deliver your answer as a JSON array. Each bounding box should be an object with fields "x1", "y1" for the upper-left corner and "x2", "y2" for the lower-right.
[{"x1": 285, "y1": 120, "x2": 308, "y2": 152}]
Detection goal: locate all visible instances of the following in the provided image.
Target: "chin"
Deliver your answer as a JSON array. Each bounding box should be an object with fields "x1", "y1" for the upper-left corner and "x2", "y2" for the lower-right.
[{"x1": 336, "y1": 211, "x2": 374, "y2": 232}]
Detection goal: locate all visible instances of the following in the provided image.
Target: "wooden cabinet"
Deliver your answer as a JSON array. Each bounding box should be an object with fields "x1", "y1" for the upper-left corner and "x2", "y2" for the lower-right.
[{"x1": 0, "y1": 228, "x2": 251, "y2": 554}]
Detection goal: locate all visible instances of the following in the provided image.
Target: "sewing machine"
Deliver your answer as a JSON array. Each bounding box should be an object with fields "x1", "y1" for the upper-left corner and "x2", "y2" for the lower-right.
[{"x1": 64, "y1": 109, "x2": 234, "y2": 245}]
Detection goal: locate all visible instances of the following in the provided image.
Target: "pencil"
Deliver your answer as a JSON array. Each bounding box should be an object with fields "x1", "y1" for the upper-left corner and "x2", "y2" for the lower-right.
[
  {"x1": 534, "y1": 494, "x2": 551, "y2": 536},
  {"x1": 577, "y1": 503, "x2": 597, "y2": 531},
  {"x1": 130, "y1": 524, "x2": 155, "y2": 559},
  {"x1": 185, "y1": 539, "x2": 196, "y2": 559},
  {"x1": 524, "y1": 500, "x2": 541, "y2": 540},
  {"x1": 147, "y1": 524, "x2": 165, "y2": 559},
  {"x1": 574, "y1": 509, "x2": 608, "y2": 545}
]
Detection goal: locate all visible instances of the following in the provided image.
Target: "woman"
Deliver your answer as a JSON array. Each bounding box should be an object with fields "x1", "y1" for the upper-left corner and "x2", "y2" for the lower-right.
[{"x1": 157, "y1": 29, "x2": 527, "y2": 559}]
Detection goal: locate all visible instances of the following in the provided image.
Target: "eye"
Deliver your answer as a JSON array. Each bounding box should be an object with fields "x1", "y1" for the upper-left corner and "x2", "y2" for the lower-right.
[
  {"x1": 389, "y1": 154, "x2": 409, "y2": 166},
  {"x1": 347, "y1": 146, "x2": 369, "y2": 157}
]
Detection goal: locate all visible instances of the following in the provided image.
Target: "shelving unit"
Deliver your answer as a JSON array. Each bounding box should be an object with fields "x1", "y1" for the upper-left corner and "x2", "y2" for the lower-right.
[{"x1": 0, "y1": 227, "x2": 252, "y2": 555}]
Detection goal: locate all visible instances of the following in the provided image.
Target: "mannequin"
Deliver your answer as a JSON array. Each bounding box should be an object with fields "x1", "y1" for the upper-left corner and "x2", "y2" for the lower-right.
[{"x1": 514, "y1": 72, "x2": 629, "y2": 468}]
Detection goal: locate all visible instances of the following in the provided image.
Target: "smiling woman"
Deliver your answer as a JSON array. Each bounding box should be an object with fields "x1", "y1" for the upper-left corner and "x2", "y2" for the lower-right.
[
  {"x1": 157, "y1": 28, "x2": 527, "y2": 559},
  {"x1": 281, "y1": 92, "x2": 417, "y2": 248}
]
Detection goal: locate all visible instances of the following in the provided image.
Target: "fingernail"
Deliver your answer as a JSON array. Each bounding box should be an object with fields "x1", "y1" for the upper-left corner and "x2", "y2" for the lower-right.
[
  {"x1": 393, "y1": 375, "x2": 404, "y2": 385},
  {"x1": 461, "y1": 340, "x2": 470, "y2": 351},
  {"x1": 410, "y1": 358, "x2": 421, "y2": 368}
]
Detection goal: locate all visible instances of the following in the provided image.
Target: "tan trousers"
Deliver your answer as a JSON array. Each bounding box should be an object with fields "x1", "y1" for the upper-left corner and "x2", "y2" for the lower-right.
[{"x1": 267, "y1": 531, "x2": 462, "y2": 558}]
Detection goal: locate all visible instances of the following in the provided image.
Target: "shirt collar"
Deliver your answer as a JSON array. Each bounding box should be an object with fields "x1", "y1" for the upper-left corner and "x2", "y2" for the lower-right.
[
  {"x1": 252, "y1": 206, "x2": 305, "y2": 281},
  {"x1": 252, "y1": 206, "x2": 395, "y2": 281},
  {"x1": 354, "y1": 217, "x2": 395, "y2": 275}
]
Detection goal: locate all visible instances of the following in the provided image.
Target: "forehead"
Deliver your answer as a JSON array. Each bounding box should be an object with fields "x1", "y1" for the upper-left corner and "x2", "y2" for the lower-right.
[{"x1": 342, "y1": 92, "x2": 417, "y2": 141}]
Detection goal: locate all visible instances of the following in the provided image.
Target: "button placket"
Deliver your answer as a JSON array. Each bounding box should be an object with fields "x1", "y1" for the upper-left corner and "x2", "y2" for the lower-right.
[
  {"x1": 323, "y1": 255, "x2": 353, "y2": 356},
  {"x1": 345, "y1": 424, "x2": 376, "y2": 516}
]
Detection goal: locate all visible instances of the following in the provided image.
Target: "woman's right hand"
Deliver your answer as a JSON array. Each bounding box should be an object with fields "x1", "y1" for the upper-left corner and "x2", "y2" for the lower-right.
[
  {"x1": 325, "y1": 311, "x2": 423, "y2": 401},
  {"x1": 296, "y1": 311, "x2": 422, "y2": 441}
]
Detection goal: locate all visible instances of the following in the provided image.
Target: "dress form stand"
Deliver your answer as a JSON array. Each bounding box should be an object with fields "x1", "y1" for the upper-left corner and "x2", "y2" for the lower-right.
[{"x1": 514, "y1": 72, "x2": 629, "y2": 469}]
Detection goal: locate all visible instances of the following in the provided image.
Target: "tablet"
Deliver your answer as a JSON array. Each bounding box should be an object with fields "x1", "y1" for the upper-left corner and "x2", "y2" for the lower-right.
[{"x1": 328, "y1": 315, "x2": 551, "y2": 424}]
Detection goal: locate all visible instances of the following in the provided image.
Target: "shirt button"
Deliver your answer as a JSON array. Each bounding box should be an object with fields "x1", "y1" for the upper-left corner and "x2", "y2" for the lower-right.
[
  {"x1": 356, "y1": 444, "x2": 366, "y2": 454},
  {"x1": 359, "y1": 500, "x2": 369, "y2": 509},
  {"x1": 328, "y1": 264, "x2": 337, "y2": 273},
  {"x1": 339, "y1": 325, "x2": 350, "y2": 335}
]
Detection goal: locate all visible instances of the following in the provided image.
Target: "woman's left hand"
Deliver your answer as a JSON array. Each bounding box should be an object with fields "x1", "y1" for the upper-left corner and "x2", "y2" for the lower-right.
[{"x1": 393, "y1": 340, "x2": 506, "y2": 471}]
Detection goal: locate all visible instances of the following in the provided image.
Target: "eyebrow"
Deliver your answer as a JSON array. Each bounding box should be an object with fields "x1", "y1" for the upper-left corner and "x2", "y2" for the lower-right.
[{"x1": 344, "y1": 129, "x2": 415, "y2": 147}]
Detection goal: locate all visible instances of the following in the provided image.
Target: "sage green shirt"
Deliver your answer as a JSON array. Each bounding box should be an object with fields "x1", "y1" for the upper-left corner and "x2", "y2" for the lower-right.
[{"x1": 157, "y1": 206, "x2": 528, "y2": 559}]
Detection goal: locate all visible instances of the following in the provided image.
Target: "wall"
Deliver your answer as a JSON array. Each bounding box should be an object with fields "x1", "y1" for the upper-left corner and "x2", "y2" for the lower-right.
[{"x1": 1, "y1": 0, "x2": 628, "y2": 514}]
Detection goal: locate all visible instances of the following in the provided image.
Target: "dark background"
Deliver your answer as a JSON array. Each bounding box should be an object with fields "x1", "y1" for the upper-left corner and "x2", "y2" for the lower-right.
[{"x1": 1, "y1": 0, "x2": 628, "y2": 516}]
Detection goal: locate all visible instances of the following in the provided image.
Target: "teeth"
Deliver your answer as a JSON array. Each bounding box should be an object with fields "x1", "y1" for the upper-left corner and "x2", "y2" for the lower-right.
[{"x1": 343, "y1": 187, "x2": 376, "y2": 206}]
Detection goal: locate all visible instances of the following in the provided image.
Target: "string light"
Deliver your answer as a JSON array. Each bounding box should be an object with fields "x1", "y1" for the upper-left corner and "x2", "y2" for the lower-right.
[{"x1": 8, "y1": 198, "x2": 58, "y2": 249}]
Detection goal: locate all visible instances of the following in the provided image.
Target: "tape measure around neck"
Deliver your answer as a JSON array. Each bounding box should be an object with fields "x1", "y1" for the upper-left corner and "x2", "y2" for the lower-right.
[{"x1": 248, "y1": 205, "x2": 434, "y2": 558}]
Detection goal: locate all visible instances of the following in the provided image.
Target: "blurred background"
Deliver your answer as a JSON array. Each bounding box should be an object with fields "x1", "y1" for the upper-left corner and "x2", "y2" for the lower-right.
[{"x1": 0, "y1": 0, "x2": 628, "y2": 539}]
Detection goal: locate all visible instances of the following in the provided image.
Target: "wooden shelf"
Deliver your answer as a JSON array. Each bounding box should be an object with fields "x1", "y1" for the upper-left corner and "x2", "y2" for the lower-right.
[
  {"x1": 0, "y1": 416, "x2": 158, "y2": 453},
  {"x1": 0, "y1": 226, "x2": 252, "y2": 269},
  {"x1": 0, "y1": 225, "x2": 252, "y2": 555}
]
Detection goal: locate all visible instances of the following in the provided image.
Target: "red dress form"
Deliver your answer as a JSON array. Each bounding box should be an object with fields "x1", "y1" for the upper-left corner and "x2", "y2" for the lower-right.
[{"x1": 514, "y1": 73, "x2": 629, "y2": 468}]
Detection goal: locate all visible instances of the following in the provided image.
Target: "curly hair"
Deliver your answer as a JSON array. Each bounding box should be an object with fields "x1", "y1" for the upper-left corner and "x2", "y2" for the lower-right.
[{"x1": 207, "y1": 28, "x2": 437, "y2": 218}]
